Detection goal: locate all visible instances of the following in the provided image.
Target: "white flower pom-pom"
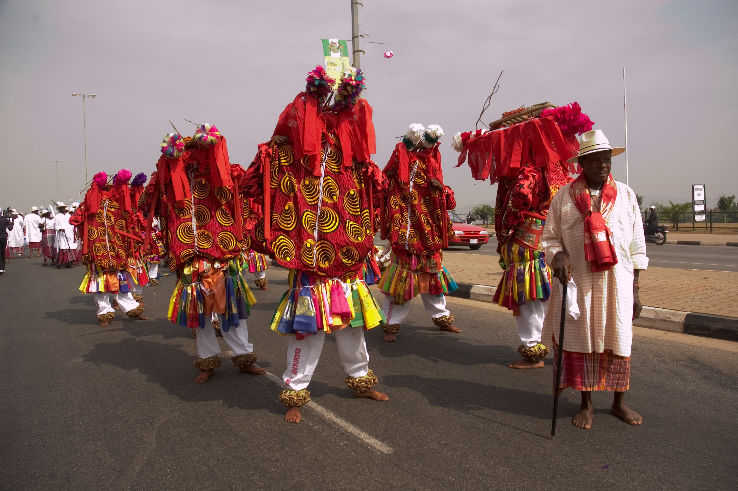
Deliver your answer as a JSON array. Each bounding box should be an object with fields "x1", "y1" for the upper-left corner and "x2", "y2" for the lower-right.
[
  {"x1": 420, "y1": 124, "x2": 444, "y2": 148},
  {"x1": 425, "y1": 124, "x2": 444, "y2": 140},
  {"x1": 452, "y1": 132, "x2": 464, "y2": 153},
  {"x1": 405, "y1": 123, "x2": 425, "y2": 145}
]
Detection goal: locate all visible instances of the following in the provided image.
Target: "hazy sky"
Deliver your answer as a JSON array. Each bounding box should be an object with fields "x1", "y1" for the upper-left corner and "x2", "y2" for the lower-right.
[{"x1": 1, "y1": 0, "x2": 736, "y2": 213}]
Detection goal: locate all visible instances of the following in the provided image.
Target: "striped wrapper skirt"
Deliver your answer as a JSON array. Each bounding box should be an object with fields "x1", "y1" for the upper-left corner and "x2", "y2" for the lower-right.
[{"x1": 553, "y1": 344, "x2": 631, "y2": 392}]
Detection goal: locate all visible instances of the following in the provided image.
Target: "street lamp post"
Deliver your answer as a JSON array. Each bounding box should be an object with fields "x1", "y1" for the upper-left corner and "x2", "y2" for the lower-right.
[
  {"x1": 71, "y1": 92, "x2": 96, "y2": 184},
  {"x1": 50, "y1": 160, "x2": 63, "y2": 199}
]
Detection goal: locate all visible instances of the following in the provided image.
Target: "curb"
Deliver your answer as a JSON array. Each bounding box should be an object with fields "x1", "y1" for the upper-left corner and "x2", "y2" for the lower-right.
[
  {"x1": 671, "y1": 240, "x2": 738, "y2": 247},
  {"x1": 449, "y1": 283, "x2": 738, "y2": 342}
]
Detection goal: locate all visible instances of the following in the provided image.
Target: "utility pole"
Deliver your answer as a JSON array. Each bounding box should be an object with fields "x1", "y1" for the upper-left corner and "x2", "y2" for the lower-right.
[
  {"x1": 72, "y1": 92, "x2": 96, "y2": 185},
  {"x1": 622, "y1": 67, "x2": 629, "y2": 187},
  {"x1": 351, "y1": 0, "x2": 361, "y2": 68},
  {"x1": 50, "y1": 160, "x2": 63, "y2": 199}
]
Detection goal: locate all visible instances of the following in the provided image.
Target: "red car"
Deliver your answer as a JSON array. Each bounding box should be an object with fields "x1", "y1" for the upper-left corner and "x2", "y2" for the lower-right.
[{"x1": 446, "y1": 210, "x2": 490, "y2": 250}]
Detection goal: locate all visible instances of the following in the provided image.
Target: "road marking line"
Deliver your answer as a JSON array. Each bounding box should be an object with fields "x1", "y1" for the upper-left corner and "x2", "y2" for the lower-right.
[{"x1": 264, "y1": 372, "x2": 394, "y2": 455}]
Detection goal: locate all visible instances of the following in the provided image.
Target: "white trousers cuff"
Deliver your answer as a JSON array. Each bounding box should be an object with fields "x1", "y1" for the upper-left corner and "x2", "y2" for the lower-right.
[
  {"x1": 382, "y1": 293, "x2": 450, "y2": 325},
  {"x1": 515, "y1": 300, "x2": 547, "y2": 346},
  {"x1": 197, "y1": 317, "x2": 254, "y2": 359}
]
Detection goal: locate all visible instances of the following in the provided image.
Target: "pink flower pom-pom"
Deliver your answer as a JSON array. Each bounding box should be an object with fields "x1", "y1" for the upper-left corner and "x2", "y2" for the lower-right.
[
  {"x1": 93, "y1": 171, "x2": 108, "y2": 188},
  {"x1": 114, "y1": 169, "x2": 132, "y2": 185},
  {"x1": 194, "y1": 123, "x2": 221, "y2": 146},
  {"x1": 383, "y1": 50, "x2": 394, "y2": 59},
  {"x1": 540, "y1": 102, "x2": 594, "y2": 138},
  {"x1": 160, "y1": 133, "x2": 185, "y2": 158}
]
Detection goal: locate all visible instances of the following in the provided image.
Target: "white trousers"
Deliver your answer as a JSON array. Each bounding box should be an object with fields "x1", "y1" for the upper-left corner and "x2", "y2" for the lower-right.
[
  {"x1": 147, "y1": 262, "x2": 159, "y2": 280},
  {"x1": 382, "y1": 293, "x2": 450, "y2": 325},
  {"x1": 282, "y1": 328, "x2": 370, "y2": 391},
  {"x1": 94, "y1": 291, "x2": 139, "y2": 315},
  {"x1": 196, "y1": 316, "x2": 254, "y2": 359},
  {"x1": 515, "y1": 300, "x2": 547, "y2": 347}
]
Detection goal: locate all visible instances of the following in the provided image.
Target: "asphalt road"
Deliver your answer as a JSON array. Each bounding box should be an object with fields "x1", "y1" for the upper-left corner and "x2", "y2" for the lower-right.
[
  {"x1": 442, "y1": 239, "x2": 738, "y2": 272},
  {"x1": 2, "y1": 260, "x2": 737, "y2": 489}
]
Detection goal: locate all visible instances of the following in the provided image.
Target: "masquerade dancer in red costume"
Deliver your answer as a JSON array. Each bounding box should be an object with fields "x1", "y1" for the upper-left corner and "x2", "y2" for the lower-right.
[
  {"x1": 378, "y1": 123, "x2": 461, "y2": 342},
  {"x1": 140, "y1": 124, "x2": 265, "y2": 383},
  {"x1": 454, "y1": 102, "x2": 591, "y2": 368},
  {"x1": 71, "y1": 170, "x2": 148, "y2": 326},
  {"x1": 244, "y1": 66, "x2": 388, "y2": 423}
]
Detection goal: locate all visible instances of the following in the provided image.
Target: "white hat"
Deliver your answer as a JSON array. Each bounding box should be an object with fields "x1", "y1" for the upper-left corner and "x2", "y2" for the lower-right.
[
  {"x1": 567, "y1": 129, "x2": 625, "y2": 164},
  {"x1": 11, "y1": 208, "x2": 18, "y2": 214},
  {"x1": 56, "y1": 201, "x2": 66, "y2": 208},
  {"x1": 72, "y1": 201, "x2": 80, "y2": 207},
  {"x1": 31, "y1": 206, "x2": 39, "y2": 211},
  {"x1": 650, "y1": 205, "x2": 656, "y2": 209}
]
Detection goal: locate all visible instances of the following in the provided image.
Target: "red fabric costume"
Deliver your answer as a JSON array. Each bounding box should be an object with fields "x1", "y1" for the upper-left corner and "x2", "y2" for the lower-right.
[
  {"x1": 242, "y1": 68, "x2": 386, "y2": 339},
  {"x1": 139, "y1": 132, "x2": 257, "y2": 329},
  {"x1": 72, "y1": 170, "x2": 149, "y2": 293},
  {"x1": 455, "y1": 103, "x2": 590, "y2": 313},
  {"x1": 378, "y1": 138, "x2": 458, "y2": 304},
  {"x1": 245, "y1": 95, "x2": 383, "y2": 278}
]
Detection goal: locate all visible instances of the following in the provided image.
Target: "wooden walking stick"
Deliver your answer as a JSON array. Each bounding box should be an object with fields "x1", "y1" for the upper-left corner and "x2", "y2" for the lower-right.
[{"x1": 551, "y1": 282, "x2": 568, "y2": 437}]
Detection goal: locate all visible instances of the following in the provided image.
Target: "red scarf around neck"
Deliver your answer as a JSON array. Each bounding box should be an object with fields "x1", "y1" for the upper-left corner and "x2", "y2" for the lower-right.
[{"x1": 569, "y1": 173, "x2": 618, "y2": 272}]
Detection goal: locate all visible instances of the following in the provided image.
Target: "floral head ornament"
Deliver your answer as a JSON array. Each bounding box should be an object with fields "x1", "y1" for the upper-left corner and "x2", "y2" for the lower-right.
[{"x1": 305, "y1": 65, "x2": 335, "y2": 103}]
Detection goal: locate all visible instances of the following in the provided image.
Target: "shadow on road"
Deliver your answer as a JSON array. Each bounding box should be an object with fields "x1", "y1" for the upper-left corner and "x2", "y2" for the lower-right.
[
  {"x1": 82, "y1": 337, "x2": 281, "y2": 414},
  {"x1": 367, "y1": 325, "x2": 516, "y2": 368}
]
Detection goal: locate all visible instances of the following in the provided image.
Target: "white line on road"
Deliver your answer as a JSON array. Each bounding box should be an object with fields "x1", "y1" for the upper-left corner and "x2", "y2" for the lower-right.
[{"x1": 263, "y1": 372, "x2": 394, "y2": 455}]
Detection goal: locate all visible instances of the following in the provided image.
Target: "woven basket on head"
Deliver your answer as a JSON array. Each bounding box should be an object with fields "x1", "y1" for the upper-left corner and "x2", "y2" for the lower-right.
[{"x1": 489, "y1": 102, "x2": 555, "y2": 129}]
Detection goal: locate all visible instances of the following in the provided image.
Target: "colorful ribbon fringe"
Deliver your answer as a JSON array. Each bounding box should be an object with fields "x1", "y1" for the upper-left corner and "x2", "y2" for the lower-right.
[
  {"x1": 270, "y1": 270, "x2": 385, "y2": 338},
  {"x1": 493, "y1": 239, "x2": 552, "y2": 314},
  {"x1": 242, "y1": 250, "x2": 269, "y2": 274},
  {"x1": 167, "y1": 258, "x2": 257, "y2": 330},
  {"x1": 78, "y1": 265, "x2": 145, "y2": 294},
  {"x1": 377, "y1": 253, "x2": 457, "y2": 305}
]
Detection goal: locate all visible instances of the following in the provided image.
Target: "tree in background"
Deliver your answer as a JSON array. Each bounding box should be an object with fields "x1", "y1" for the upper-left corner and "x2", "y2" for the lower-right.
[
  {"x1": 660, "y1": 201, "x2": 692, "y2": 230},
  {"x1": 716, "y1": 195, "x2": 736, "y2": 212},
  {"x1": 469, "y1": 204, "x2": 495, "y2": 225},
  {"x1": 715, "y1": 194, "x2": 737, "y2": 223},
  {"x1": 636, "y1": 194, "x2": 644, "y2": 208}
]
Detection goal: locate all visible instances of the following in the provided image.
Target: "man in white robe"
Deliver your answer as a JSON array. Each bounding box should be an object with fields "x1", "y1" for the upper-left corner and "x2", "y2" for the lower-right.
[
  {"x1": 542, "y1": 129, "x2": 648, "y2": 430},
  {"x1": 53, "y1": 202, "x2": 76, "y2": 268},
  {"x1": 24, "y1": 207, "x2": 43, "y2": 257},
  {"x1": 7, "y1": 210, "x2": 25, "y2": 258}
]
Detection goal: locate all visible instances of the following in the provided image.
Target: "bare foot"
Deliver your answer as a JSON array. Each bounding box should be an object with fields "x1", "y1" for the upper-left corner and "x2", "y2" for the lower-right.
[
  {"x1": 240, "y1": 363, "x2": 266, "y2": 375},
  {"x1": 99, "y1": 319, "x2": 111, "y2": 327},
  {"x1": 572, "y1": 398, "x2": 594, "y2": 430},
  {"x1": 354, "y1": 388, "x2": 389, "y2": 401},
  {"x1": 285, "y1": 407, "x2": 302, "y2": 423},
  {"x1": 508, "y1": 359, "x2": 544, "y2": 369},
  {"x1": 383, "y1": 333, "x2": 396, "y2": 342},
  {"x1": 195, "y1": 369, "x2": 215, "y2": 383},
  {"x1": 439, "y1": 325, "x2": 462, "y2": 333},
  {"x1": 612, "y1": 402, "x2": 643, "y2": 426}
]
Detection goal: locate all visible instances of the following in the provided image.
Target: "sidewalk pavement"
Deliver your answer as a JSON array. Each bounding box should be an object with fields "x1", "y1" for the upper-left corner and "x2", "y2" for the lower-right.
[
  {"x1": 667, "y1": 232, "x2": 738, "y2": 246},
  {"x1": 442, "y1": 249, "x2": 738, "y2": 342}
]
